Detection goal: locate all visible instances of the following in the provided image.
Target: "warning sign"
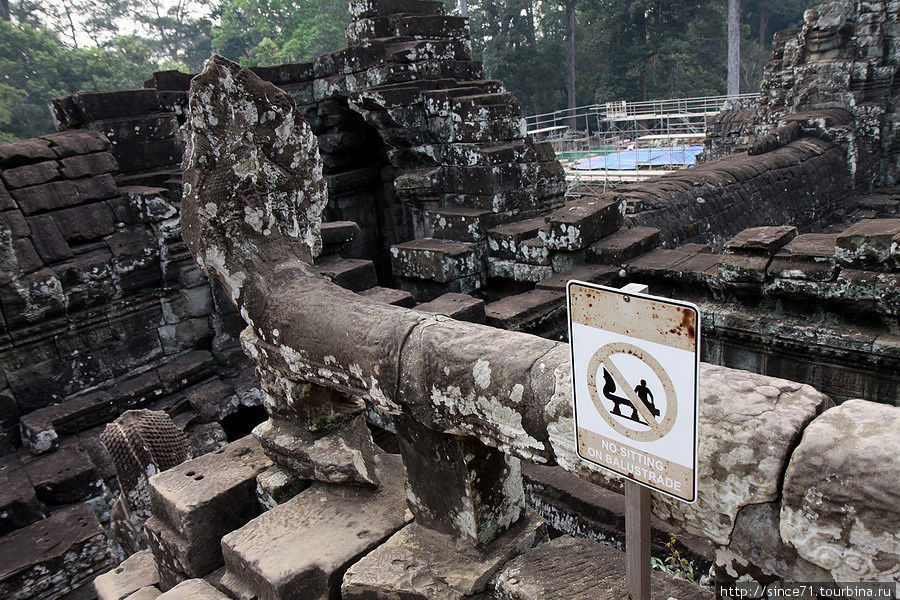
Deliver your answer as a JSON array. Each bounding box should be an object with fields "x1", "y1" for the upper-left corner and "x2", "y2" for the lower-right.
[{"x1": 567, "y1": 281, "x2": 699, "y2": 503}]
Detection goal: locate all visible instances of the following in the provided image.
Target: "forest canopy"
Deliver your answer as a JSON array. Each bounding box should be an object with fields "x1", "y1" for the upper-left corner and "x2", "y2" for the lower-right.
[{"x1": 0, "y1": 0, "x2": 814, "y2": 141}]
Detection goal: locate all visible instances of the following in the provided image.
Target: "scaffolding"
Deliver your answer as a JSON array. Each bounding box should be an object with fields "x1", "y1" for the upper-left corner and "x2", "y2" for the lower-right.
[{"x1": 525, "y1": 94, "x2": 758, "y2": 195}]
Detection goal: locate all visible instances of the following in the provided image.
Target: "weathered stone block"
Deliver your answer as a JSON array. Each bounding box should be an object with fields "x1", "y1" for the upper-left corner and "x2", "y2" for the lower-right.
[
  {"x1": 415, "y1": 292, "x2": 485, "y2": 323},
  {"x1": 1, "y1": 161, "x2": 60, "y2": 189},
  {"x1": 486, "y1": 258, "x2": 554, "y2": 282},
  {"x1": 146, "y1": 436, "x2": 272, "y2": 584},
  {"x1": 535, "y1": 264, "x2": 619, "y2": 292},
  {"x1": 487, "y1": 216, "x2": 548, "y2": 260},
  {"x1": 59, "y1": 152, "x2": 118, "y2": 179},
  {"x1": 517, "y1": 236, "x2": 550, "y2": 265},
  {"x1": 358, "y1": 285, "x2": 416, "y2": 307},
  {"x1": 24, "y1": 446, "x2": 104, "y2": 504},
  {"x1": 319, "y1": 220, "x2": 360, "y2": 256},
  {"x1": 724, "y1": 225, "x2": 798, "y2": 255},
  {"x1": 781, "y1": 400, "x2": 899, "y2": 583},
  {"x1": 485, "y1": 290, "x2": 565, "y2": 332},
  {"x1": 391, "y1": 238, "x2": 482, "y2": 282},
  {"x1": 156, "y1": 579, "x2": 229, "y2": 600},
  {"x1": 425, "y1": 207, "x2": 492, "y2": 242},
  {"x1": 253, "y1": 414, "x2": 381, "y2": 487},
  {"x1": 0, "y1": 462, "x2": 43, "y2": 537},
  {"x1": 342, "y1": 513, "x2": 545, "y2": 600},
  {"x1": 0, "y1": 504, "x2": 112, "y2": 600},
  {"x1": 255, "y1": 464, "x2": 309, "y2": 510},
  {"x1": 52, "y1": 201, "x2": 116, "y2": 242},
  {"x1": 835, "y1": 218, "x2": 900, "y2": 266},
  {"x1": 11, "y1": 180, "x2": 78, "y2": 214},
  {"x1": 587, "y1": 226, "x2": 661, "y2": 264},
  {"x1": 718, "y1": 253, "x2": 770, "y2": 283},
  {"x1": 94, "y1": 550, "x2": 160, "y2": 600},
  {"x1": 0, "y1": 138, "x2": 56, "y2": 166},
  {"x1": 540, "y1": 196, "x2": 624, "y2": 250},
  {"x1": 315, "y1": 257, "x2": 377, "y2": 292},
  {"x1": 395, "y1": 417, "x2": 524, "y2": 547},
  {"x1": 219, "y1": 454, "x2": 409, "y2": 600},
  {"x1": 41, "y1": 130, "x2": 110, "y2": 157}
]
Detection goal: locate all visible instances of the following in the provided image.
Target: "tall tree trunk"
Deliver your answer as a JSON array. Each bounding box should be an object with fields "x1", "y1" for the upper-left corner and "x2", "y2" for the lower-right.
[
  {"x1": 637, "y1": 13, "x2": 647, "y2": 101},
  {"x1": 727, "y1": 0, "x2": 741, "y2": 96},
  {"x1": 566, "y1": 0, "x2": 576, "y2": 130},
  {"x1": 459, "y1": 0, "x2": 468, "y2": 17},
  {"x1": 0, "y1": 0, "x2": 10, "y2": 22},
  {"x1": 758, "y1": 2, "x2": 769, "y2": 47}
]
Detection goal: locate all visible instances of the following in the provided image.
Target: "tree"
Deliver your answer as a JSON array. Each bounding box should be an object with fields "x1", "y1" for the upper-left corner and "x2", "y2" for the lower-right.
[
  {"x1": 727, "y1": 0, "x2": 740, "y2": 96},
  {"x1": 0, "y1": 16, "x2": 155, "y2": 140},
  {"x1": 212, "y1": 0, "x2": 347, "y2": 66}
]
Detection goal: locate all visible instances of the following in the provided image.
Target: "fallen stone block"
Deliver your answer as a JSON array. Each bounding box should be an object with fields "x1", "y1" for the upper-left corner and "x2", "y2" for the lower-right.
[
  {"x1": 415, "y1": 292, "x2": 485, "y2": 323},
  {"x1": 517, "y1": 236, "x2": 550, "y2": 265},
  {"x1": 342, "y1": 512, "x2": 545, "y2": 600},
  {"x1": 219, "y1": 454, "x2": 409, "y2": 600},
  {"x1": 0, "y1": 504, "x2": 112, "y2": 600},
  {"x1": 487, "y1": 216, "x2": 548, "y2": 260},
  {"x1": 425, "y1": 207, "x2": 492, "y2": 242},
  {"x1": 494, "y1": 535, "x2": 713, "y2": 599},
  {"x1": 486, "y1": 257, "x2": 554, "y2": 283},
  {"x1": 94, "y1": 550, "x2": 160, "y2": 600},
  {"x1": 718, "y1": 253, "x2": 770, "y2": 283},
  {"x1": 319, "y1": 220, "x2": 360, "y2": 256},
  {"x1": 146, "y1": 436, "x2": 272, "y2": 587}
]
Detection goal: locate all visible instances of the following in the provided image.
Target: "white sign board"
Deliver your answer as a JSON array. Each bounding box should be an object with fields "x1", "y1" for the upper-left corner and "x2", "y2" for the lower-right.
[{"x1": 567, "y1": 281, "x2": 699, "y2": 503}]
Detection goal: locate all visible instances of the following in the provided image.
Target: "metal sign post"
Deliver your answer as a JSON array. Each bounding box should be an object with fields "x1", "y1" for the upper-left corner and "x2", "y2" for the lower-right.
[{"x1": 567, "y1": 281, "x2": 700, "y2": 600}]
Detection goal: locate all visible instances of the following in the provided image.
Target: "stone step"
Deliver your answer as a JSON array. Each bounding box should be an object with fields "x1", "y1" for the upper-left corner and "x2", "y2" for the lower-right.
[
  {"x1": 146, "y1": 436, "x2": 272, "y2": 588},
  {"x1": 414, "y1": 292, "x2": 486, "y2": 323},
  {"x1": 536, "y1": 264, "x2": 620, "y2": 292},
  {"x1": 358, "y1": 285, "x2": 416, "y2": 307},
  {"x1": 316, "y1": 257, "x2": 377, "y2": 292},
  {"x1": 540, "y1": 196, "x2": 624, "y2": 251},
  {"x1": 0, "y1": 504, "x2": 112, "y2": 600},
  {"x1": 494, "y1": 535, "x2": 713, "y2": 600},
  {"x1": 485, "y1": 289, "x2": 566, "y2": 336},
  {"x1": 586, "y1": 226, "x2": 662, "y2": 265},
  {"x1": 487, "y1": 216, "x2": 549, "y2": 260},
  {"x1": 424, "y1": 207, "x2": 493, "y2": 242},
  {"x1": 391, "y1": 238, "x2": 483, "y2": 283},
  {"x1": 219, "y1": 454, "x2": 409, "y2": 600}
]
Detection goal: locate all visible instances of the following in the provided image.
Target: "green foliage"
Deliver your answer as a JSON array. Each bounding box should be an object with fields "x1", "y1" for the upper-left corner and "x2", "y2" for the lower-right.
[
  {"x1": 0, "y1": 18, "x2": 153, "y2": 140},
  {"x1": 650, "y1": 534, "x2": 698, "y2": 583},
  {"x1": 211, "y1": 0, "x2": 348, "y2": 66}
]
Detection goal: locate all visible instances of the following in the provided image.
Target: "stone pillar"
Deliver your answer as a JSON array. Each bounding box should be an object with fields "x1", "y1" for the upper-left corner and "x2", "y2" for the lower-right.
[
  {"x1": 395, "y1": 416, "x2": 524, "y2": 547},
  {"x1": 245, "y1": 328, "x2": 382, "y2": 487}
]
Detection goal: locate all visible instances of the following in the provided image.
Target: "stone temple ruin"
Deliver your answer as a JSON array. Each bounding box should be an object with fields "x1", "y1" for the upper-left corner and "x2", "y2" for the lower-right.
[{"x1": 0, "y1": 0, "x2": 898, "y2": 599}]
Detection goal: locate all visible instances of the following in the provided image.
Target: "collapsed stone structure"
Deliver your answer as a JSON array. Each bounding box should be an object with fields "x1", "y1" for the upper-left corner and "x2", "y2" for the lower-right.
[{"x1": 0, "y1": 0, "x2": 897, "y2": 598}]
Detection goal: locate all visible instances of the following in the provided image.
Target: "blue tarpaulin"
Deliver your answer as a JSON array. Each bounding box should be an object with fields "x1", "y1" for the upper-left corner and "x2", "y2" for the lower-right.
[{"x1": 571, "y1": 145, "x2": 705, "y2": 170}]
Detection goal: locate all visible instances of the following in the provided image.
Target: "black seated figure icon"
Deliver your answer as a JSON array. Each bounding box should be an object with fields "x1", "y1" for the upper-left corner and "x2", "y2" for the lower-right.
[
  {"x1": 634, "y1": 379, "x2": 661, "y2": 418},
  {"x1": 602, "y1": 369, "x2": 661, "y2": 425}
]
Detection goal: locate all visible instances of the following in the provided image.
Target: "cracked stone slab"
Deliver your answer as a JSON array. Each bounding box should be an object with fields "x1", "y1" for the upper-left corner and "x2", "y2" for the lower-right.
[
  {"x1": 780, "y1": 400, "x2": 900, "y2": 582},
  {"x1": 342, "y1": 511, "x2": 546, "y2": 600},
  {"x1": 219, "y1": 454, "x2": 410, "y2": 600}
]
